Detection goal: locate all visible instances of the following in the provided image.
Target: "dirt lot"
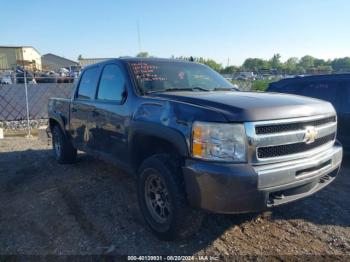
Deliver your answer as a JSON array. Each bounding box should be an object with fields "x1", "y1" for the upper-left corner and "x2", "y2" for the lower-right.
[{"x1": 0, "y1": 137, "x2": 349, "y2": 258}]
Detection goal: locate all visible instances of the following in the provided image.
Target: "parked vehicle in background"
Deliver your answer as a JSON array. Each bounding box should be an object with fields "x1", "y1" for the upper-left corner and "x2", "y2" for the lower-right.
[
  {"x1": 48, "y1": 58, "x2": 342, "y2": 240},
  {"x1": 28, "y1": 78, "x2": 37, "y2": 84},
  {"x1": 235, "y1": 72, "x2": 255, "y2": 81},
  {"x1": 58, "y1": 67, "x2": 70, "y2": 76},
  {"x1": 69, "y1": 65, "x2": 82, "y2": 79},
  {"x1": 1, "y1": 75, "x2": 12, "y2": 84},
  {"x1": 16, "y1": 71, "x2": 34, "y2": 83},
  {"x1": 35, "y1": 71, "x2": 58, "y2": 83},
  {"x1": 222, "y1": 74, "x2": 233, "y2": 81},
  {"x1": 59, "y1": 77, "x2": 74, "y2": 83},
  {"x1": 268, "y1": 74, "x2": 350, "y2": 152}
]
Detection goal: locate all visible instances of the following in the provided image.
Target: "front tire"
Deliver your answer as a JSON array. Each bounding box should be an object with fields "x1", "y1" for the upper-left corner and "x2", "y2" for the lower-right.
[
  {"x1": 52, "y1": 125, "x2": 77, "y2": 164},
  {"x1": 137, "y1": 154, "x2": 204, "y2": 240}
]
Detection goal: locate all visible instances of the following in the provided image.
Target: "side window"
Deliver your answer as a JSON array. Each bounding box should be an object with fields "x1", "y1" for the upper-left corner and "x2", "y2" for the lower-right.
[
  {"x1": 77, "y1": 67, "x2": 99, "y2": 99},
  {"x1": 97, "y1": 64, "x2": 125, "y2": 102}
]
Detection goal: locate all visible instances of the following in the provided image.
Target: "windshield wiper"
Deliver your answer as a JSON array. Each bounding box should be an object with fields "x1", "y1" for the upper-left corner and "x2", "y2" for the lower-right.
[
  {"x1": 145, "y1": 87, "x2": 210, "y2": 94},
  {"x1": 144, "y1": 86, "x2": 238, "y2": 94}
]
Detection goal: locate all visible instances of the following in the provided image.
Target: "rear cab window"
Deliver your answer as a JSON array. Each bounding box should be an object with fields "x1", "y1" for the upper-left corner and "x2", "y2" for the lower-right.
[{"x1": 76, "y1": 67, "x2": 99, "y2": 100}]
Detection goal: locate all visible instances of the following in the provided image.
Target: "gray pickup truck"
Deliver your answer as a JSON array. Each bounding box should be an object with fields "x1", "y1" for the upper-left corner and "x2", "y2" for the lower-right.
[{"x1": 48, "y1": 58, "x2": 343, "y2": 240}]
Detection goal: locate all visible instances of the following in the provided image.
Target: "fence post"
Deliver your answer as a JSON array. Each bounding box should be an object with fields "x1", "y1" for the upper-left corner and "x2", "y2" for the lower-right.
[{"x1": 23, "y1": 70, "x2": 32, "y2": 138}]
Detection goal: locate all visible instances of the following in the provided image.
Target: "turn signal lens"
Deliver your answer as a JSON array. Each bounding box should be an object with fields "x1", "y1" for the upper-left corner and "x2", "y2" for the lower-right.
[{"x1": 192, "y1": 142, "x2": 203, "y2": 157}]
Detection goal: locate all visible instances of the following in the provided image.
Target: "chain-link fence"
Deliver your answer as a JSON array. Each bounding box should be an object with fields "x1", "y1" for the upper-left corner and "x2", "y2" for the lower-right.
[{"x1": 0, "y1": 83, "x2": 74, "y2": 124}]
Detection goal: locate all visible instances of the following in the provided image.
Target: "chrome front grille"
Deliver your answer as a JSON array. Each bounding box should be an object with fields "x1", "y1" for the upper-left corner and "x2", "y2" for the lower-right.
[
  {"x1": 245, "y1": 115, "x2": 337, "y2": 165},
  {"x1": 257, "y1": 133, "x2": 335, "y2": 158},
  {"x1": 255, "y1": 116, "x2": 336, "y2": 135}
]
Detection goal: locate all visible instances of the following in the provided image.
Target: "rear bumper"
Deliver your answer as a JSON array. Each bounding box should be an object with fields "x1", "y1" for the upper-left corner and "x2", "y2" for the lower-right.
[{"x1": 183, "y1": 143, "x2": 343, "y2": 214}]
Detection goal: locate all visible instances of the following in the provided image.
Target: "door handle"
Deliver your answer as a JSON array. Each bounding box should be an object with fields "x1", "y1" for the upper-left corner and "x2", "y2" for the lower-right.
[{"x1": 72, "y1": 107, "x2": 77, "y2": 112}]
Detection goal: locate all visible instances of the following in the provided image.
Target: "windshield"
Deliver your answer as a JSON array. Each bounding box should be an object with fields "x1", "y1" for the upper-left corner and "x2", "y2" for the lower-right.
[{"x1": 129, "y1": 61, "x2": 235, "y2": 93}]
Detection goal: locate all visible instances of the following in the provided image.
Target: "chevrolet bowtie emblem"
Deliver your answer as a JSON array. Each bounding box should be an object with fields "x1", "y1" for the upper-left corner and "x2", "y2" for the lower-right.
[{"x1": 304, "y1": 126, "x2": 318, "y2": 144}]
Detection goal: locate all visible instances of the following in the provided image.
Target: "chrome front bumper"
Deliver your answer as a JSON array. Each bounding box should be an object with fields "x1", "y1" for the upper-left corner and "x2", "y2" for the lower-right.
[
  {"x1": 254, "y1": 144, "x2": 343, "y2": 190},
  {"x1": 183, "y1": 143, "x2": 343, "y2": 214}
]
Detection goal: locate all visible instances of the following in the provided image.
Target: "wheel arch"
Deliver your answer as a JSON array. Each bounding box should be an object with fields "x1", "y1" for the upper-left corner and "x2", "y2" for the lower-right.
[
  {"x1": 48, "y1": 114, "x2": 66, "y2": 135},
  {"x1": 129, "y1": 123, "x2": 189, "y2": 172}
]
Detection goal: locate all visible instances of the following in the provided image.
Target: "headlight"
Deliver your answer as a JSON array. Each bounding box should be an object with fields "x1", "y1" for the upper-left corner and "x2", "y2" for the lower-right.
[{"x1": 191, "y1": 122, "x2": 247, "y2": 162}]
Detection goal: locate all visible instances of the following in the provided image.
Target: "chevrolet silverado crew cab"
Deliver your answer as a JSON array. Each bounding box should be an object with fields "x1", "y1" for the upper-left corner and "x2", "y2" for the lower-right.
[{"x1": 48, "y1": 58, "x2": 343, "y2": 240}]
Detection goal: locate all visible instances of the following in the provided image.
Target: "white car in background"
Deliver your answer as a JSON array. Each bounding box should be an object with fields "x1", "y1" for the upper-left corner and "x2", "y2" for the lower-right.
[
  {"x1": 1, "y1": 75, "x2": 12, "y2": 84},
  {"x1": 58, "y1": 68, "x2": 70, "y2": 77}
]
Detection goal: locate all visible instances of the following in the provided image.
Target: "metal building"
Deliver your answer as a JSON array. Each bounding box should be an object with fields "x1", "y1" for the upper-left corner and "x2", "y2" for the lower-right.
[
  {"x1": 0, "y1": 46, "x2": 42, "y2": 71},
  {"x1": 41, "y1": 53, "x2": 78, "y2": 72}
]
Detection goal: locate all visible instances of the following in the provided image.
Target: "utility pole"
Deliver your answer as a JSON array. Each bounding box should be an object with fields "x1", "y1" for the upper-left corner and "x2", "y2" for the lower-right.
[
  {"x1": 22, "y1": 51, "x2": 32, "y2": 138},
  {"x1": 24, "y1": 67, "x2": 31, "y2": 138}
]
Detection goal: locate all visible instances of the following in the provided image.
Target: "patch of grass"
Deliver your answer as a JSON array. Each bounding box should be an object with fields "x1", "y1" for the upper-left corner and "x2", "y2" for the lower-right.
[{"x1": 251, "y1": 79, "x2": 274, "y2": 91}]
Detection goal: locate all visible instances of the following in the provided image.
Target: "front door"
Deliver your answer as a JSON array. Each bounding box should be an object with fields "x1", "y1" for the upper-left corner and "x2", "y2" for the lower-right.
[{"x1": 89, "y1": 63, "x2": 130, "y2": 163}]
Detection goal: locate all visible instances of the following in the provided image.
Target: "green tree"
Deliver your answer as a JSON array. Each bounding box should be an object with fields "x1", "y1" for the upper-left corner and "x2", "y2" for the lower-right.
[
  {"x1": 269, "y1": 53, "x2": 282, "y2": 71},
  {"x1": 136, "y1": 52, "x2": 149, "y2": 58},
  {"x1": 242, "y1": 58, "x2": 269, "y2": 72},
  {"x1": 315, "y1": 65, "x2": 333, "y2": 74},
  {"x1": 283, "y1": 57, "x2": 298, "y2": 74},
  {"x1": 299, "y1": 55, "x2": 315, "y2": 70},
  {"x1": 221, "y1": 65, "x2": 239, "y2": 74},
  {"x1": 314, "y1": 58, "x2": 328, "y2": 67},
  {"x1": 77, "y1": 54, "x2": 83, "y2": 60},
  {"x1": 331, "y1": 57, "x2": 350, "y2": 72},
  {"x1": 202, "y1": 59, "x2": 222, "y2": 72}
]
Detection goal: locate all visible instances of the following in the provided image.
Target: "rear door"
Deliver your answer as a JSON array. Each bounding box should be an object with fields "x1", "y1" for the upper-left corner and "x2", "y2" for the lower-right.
[
  {"x1": 70, "y1": 66, "x2": 100, "y2": 149},
  {"x1": 89, "y1": 62, "x2": 129, "y2": 163}
]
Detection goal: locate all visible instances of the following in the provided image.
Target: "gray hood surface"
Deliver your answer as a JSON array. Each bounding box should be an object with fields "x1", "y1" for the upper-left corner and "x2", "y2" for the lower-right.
[{"x1": 152, "y1": 91, "x2": 335, "y2": 122}]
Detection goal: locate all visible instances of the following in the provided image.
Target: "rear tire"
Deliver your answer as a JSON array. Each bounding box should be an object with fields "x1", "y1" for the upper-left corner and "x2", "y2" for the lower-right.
[
  {"x1": 52, "y1": 125, "x2": 77, "y2": 164},
  {"x1": 137, "y1": 154, "x2": 204, "y2": 240}
]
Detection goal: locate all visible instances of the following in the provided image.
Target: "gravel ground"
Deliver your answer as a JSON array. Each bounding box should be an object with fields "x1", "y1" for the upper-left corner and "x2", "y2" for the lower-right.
[{"x1": 0, "y1": 137, "x2": 349, "y2": 259}]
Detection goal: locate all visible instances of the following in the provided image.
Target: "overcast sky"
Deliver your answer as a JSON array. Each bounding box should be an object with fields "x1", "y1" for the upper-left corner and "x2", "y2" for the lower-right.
[{"x1": 1, "y1": 0, "x2": 349, "y2": 66}]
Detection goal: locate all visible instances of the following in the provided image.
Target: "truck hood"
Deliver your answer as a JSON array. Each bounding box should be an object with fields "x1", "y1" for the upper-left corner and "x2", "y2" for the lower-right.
[{"x1": 151, "y1": 91, "x2": 335, "y2": 122}]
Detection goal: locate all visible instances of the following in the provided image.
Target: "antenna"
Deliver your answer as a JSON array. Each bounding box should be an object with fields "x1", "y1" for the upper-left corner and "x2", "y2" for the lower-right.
[
  {"x1": 137, "y1": 20, "x2": 142, "y2": 53},
  {"x1": 136, "y1": 20, "x2": 146, "y2": 94}
]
